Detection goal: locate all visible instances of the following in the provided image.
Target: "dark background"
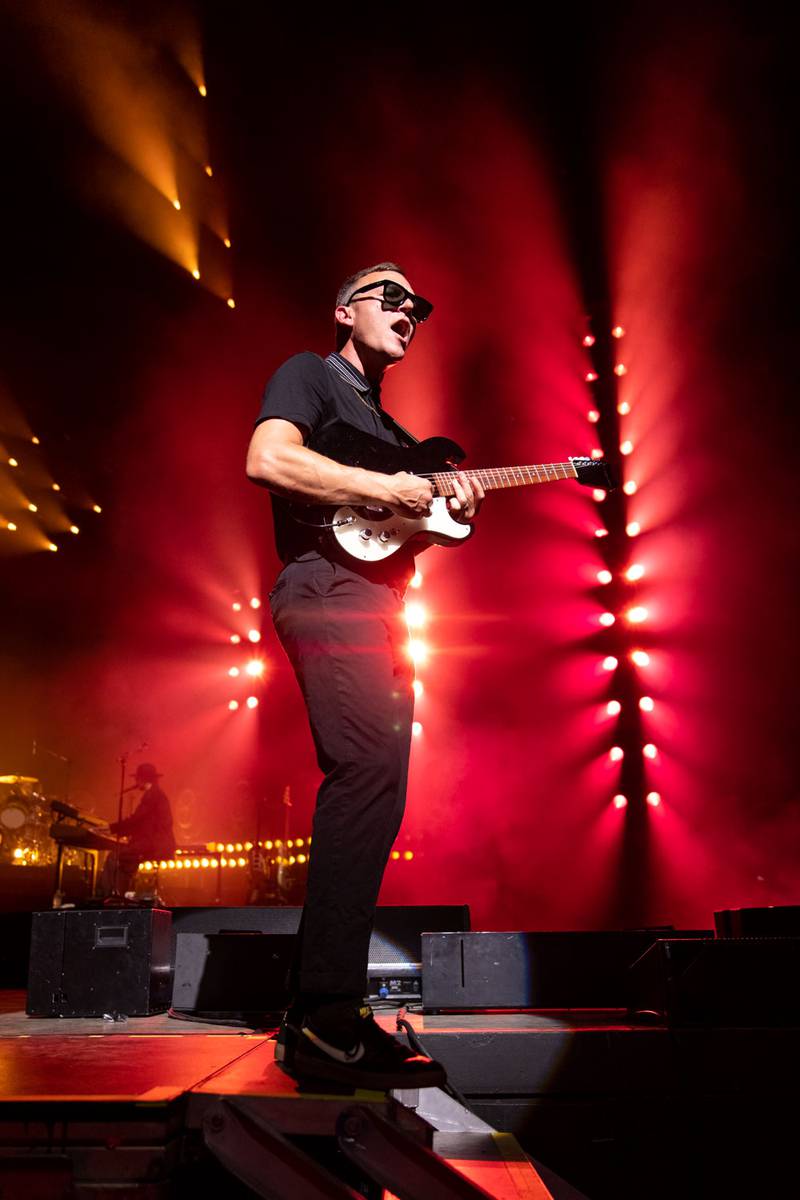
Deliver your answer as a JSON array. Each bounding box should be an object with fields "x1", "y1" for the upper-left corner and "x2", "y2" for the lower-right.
[{"x1": 0, "y1": 2, "x2": 797, "y2": 928}]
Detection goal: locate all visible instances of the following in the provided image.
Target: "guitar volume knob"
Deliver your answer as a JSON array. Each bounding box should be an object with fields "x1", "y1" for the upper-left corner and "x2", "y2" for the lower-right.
[
  {"x1": 359, "y1": 528, "x2": 373, "y2": 540},
  {"x1": 378, "y1": 531, "x2": 391, "y2": 543}
]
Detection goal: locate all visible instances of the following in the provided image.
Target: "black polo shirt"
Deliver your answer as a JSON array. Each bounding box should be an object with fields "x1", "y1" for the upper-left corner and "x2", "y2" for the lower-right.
[{"x1": 256, "y1": 351, "x2": 416, "y2": 578}]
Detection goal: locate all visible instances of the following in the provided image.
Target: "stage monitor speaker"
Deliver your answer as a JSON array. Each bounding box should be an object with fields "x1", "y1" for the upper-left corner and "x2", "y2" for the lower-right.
[
  {"x1": 715, "y1": 905, "x2": 800, "y2": 938},
  {"x1": 169, "y1": 904, "x2": 471, "y2": 1013},
  {"x1": 628, "y1": 937, "x2": 800, "y2": 1026},
  {"x1": 172, "y1": 932, "x2": 295, "y2": 1019},
  {"x1": 0, "y1": 912, "x2": 33, "y2": 988},
  {"x1": 421, "y1": 929, "x2": 713, "y2": 1011},
  {"x1": 26, "y1": 907, "x2": 173, "y2": 1017}
]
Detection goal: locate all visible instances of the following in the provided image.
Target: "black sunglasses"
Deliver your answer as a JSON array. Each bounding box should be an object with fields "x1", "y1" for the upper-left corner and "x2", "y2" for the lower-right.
[{"x1": 346, "y1": 278, "x2": 434, "y2": 323}]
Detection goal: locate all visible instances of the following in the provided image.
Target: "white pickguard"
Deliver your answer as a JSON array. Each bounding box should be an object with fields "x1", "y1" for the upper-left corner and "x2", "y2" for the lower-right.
[{"x1": 332, "y1": 496, "x2": 473, "y2": 562}]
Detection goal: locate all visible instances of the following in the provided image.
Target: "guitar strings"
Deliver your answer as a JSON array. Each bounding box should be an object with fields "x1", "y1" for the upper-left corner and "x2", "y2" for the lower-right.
[{"x1": 415, "y1": 463, "x2": 580, "y2": 492}]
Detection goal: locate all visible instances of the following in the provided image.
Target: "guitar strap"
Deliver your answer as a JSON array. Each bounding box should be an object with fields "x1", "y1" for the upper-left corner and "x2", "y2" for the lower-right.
[
  {"x1": 323, "y1": 356, "x2": 419, "y2": 447},
  {"x1": 380, "y1": 410, "x2": 419, "y2": 448}
]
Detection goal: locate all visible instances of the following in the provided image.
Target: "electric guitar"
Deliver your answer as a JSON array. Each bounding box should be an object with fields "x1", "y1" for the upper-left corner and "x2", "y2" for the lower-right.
[{"x1": 295, "y1": 420, "x2": 613, "y2": 563}]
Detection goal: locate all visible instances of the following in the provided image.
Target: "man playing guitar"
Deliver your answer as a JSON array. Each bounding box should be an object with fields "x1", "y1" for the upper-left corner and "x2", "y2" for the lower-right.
[{"x1": 247, "y1": 263, "x2": 483, "y2": 1089}]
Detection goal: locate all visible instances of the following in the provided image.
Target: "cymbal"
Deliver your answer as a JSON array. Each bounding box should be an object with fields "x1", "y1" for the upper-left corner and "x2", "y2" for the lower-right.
[{"x1": 0, "y1": 775, "x2": 39, "y2": 784}]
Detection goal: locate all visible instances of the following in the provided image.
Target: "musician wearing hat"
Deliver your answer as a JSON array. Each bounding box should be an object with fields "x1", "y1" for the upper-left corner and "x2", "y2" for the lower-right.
[{"x1": 100, "y1": 763, "x2": 176, "y2": 897}]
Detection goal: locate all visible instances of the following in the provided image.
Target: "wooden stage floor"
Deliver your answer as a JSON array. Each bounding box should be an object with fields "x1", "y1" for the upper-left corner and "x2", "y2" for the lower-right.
[
  {"x1": 0, "y1": 989, "x2": 563, "y2": 1199},
  {"x1": 2, "y1": 990, "x2": 800, "y2": 1198}
]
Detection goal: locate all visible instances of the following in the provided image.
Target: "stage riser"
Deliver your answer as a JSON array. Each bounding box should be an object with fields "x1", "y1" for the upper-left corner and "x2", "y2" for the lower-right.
[
  {"x1": 466, "y1": 1096, "x2": 800, "y2": 1200},
  {"x1": 412, "y1": 1025, "x2": 800, "y2": 1097}
]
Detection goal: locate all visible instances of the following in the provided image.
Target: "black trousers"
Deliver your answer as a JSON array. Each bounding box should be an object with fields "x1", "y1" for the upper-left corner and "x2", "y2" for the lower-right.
[
  {"x1": 99, "y1": 848, "x2": 141, "y2": 897},
  {"x1": 269, "y1": 556, "x2": 414, "y2": 999}
]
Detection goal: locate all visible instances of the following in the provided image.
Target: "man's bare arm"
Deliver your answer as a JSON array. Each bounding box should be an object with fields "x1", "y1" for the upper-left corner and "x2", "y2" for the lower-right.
[{"x1": 246, "y1": 418, "x2": 433, "y2": 516}]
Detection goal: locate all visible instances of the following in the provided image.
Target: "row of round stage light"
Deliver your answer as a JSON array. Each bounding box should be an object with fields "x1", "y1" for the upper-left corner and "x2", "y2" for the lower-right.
[
  {"x1": 227, "y1": 595, "x2": 265, "y2": 710},
  {"x1": 405, "y1": 570, "x2": 426, "y2": 738},
  {"x1": 584, "y1": 324, "x2": 661, "y2": 812},
  {"x1": 137, "y1": 848, "x2": 414, "y2": 873},
  {"x1": 2, "y1": 434, "x2": 102, "y2": 550}
]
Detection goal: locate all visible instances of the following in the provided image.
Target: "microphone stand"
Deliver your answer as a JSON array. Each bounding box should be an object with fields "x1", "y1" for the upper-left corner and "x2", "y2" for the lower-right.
[
  {"x1": 32, "y1": 740, "x2": 72, "y2": 801},
  {"x1": 109, "y1": 752, "x2": 129, "y2": 903}
]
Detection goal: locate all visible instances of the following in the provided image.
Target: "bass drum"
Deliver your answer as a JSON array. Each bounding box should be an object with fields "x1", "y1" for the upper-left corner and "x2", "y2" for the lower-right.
[{"x1": 0, "y1": 776, "x2": 52, "y2": 864}]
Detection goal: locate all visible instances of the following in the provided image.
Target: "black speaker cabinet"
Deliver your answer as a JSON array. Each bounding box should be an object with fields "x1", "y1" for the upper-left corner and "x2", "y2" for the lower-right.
[
  {"x1": 172, "y1": 932, "x2": 295, "y2": 1018},
  {"x1": 171, "y1": 904, "x2": 470, "y2": 1005},
  {"x1": 715, "y1": 905, "x2": 800, "y2": 938},
  {"x1": 628, "y1": 937, "x2": 800, "y2": 1026},
  {"x1": 422, "y1": 929, "x2": 713, "y2": 1010},
  {"x1": 26, "y1": 908, "x2": 173, "y2": 1017}
]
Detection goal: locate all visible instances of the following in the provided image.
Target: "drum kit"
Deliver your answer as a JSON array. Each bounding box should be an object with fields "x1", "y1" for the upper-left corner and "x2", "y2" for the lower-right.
[{"x1": 0, "y1": 775, "x2": 55, "y2": 865}]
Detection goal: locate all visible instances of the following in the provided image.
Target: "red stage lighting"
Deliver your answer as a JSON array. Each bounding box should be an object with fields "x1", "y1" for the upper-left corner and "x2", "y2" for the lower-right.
[
  {"x1": 404, "y1": 602, "x2": 427, "y2": 629},
  {"x1": 612, "y1": 794, "x2": 628, "y2": 809},
  {"x1": 407, "y1": 639, "x2": 428, "y2": 665},
  {"x1": 626, "y1": 606, "x2": 649, "y2": 624}
]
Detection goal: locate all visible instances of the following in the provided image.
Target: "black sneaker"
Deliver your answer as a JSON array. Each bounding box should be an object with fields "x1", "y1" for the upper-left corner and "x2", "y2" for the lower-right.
[{"x1": 274, "y1": 1002, "x2": 446, "y2": 1091}]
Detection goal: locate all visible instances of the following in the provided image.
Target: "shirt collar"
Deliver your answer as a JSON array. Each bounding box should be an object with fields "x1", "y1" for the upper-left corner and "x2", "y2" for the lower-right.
[{"x1": 325, "y1": 352, "x2": 382, "y2": 406}]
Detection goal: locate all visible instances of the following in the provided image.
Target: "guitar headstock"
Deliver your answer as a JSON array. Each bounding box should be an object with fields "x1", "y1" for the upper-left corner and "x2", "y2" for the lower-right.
[{"x1": 570, "y1": 456, "x2": 617, "y2": 490}]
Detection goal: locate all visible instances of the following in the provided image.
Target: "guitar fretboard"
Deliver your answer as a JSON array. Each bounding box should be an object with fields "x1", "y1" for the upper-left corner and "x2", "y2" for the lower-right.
[{"x1": 420, "y1": 462, "x2": 578, "y2": 497}]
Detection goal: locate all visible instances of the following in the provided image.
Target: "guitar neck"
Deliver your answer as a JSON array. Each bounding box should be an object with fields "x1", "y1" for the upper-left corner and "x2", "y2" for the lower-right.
[{"x1": 424, "y1": 462, "x2": 578, "y2": 496}]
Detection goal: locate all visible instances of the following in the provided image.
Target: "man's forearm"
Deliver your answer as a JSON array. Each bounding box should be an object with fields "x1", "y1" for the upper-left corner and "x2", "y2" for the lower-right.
[{"x1": 246, "y1": 441, "x2": 398, "y2": 506}]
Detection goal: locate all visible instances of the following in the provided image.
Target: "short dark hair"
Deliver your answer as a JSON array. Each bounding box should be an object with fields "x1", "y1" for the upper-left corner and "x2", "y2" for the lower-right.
[
  {"x1": 334, "y1": 262, "x2": 407, "y2": 349},
  {"x1": 336, "y1": 262, "x2": 407, "y2": 308}
]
